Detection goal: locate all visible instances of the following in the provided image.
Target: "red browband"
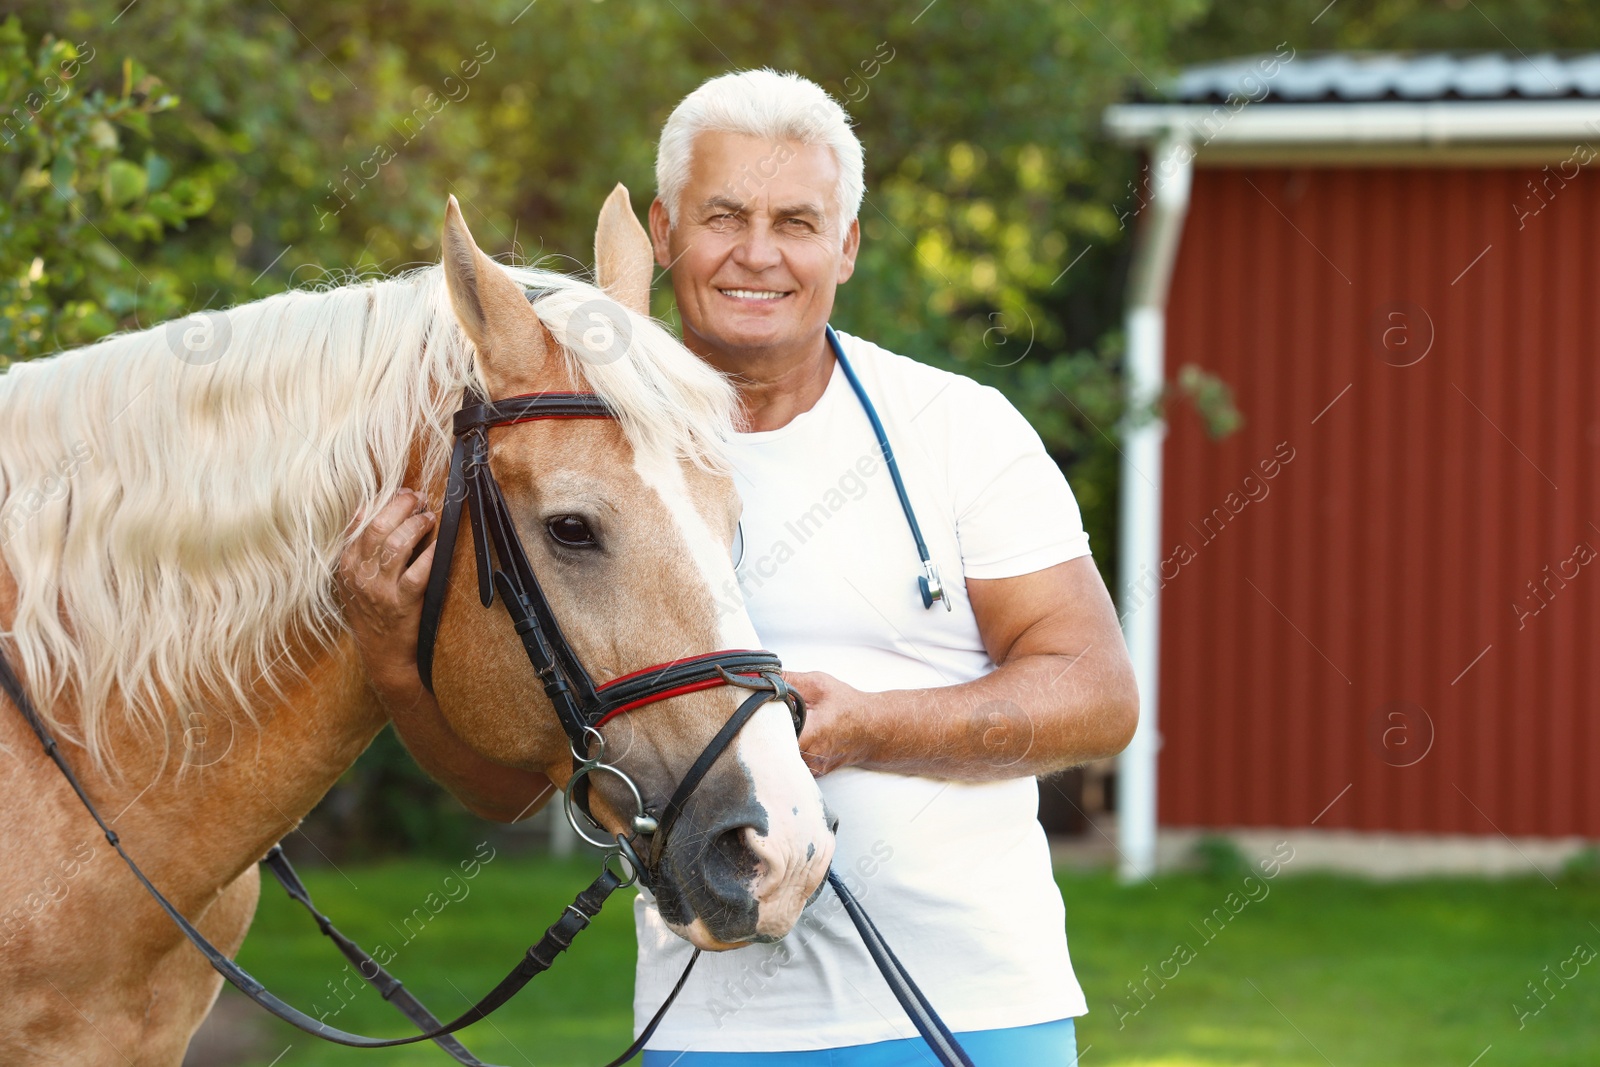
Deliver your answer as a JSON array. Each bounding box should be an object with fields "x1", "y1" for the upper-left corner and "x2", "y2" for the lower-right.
[{"x1": 591, "y1": 649, "x2": 772, "y2": 727}]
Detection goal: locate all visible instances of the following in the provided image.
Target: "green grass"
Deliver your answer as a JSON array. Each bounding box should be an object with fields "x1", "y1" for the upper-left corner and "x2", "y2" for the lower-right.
[
  {"x1": 1064, "y1": 867, "x2": 1599, "y2": 1066},
  {"x1": 225, "y1": 853, "x2": 1600, "y2": 1066},
  {"x1": 233, "y1": 851, "x2": 639, "y2": 1066}
]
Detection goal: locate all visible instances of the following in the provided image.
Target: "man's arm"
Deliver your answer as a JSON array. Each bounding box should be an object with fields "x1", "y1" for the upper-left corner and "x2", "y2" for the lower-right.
[
  {"x1": 338, "y1": 490, "x2": 554, "y2": 822},
  {"x1": 789, "y1": 556, "x2": 1137, "y2": 781}
]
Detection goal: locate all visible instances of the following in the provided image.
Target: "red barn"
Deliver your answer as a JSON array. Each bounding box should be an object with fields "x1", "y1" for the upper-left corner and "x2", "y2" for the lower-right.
[{"x1": 1103, "y1": 52, "x2": 1600, "y2": 877}]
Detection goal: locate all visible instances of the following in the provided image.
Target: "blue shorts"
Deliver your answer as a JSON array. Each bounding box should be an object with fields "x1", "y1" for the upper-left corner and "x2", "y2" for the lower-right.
[{"x1": 641, "y1": 1017, "x2": 1077, "y2": 1066}]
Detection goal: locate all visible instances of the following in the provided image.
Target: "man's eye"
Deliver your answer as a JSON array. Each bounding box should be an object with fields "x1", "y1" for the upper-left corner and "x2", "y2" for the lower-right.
[{"x1": 547, "y1": 515, "x2": 598, "y2": 548}]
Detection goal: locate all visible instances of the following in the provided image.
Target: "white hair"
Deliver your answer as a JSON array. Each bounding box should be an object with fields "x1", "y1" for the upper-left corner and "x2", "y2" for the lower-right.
[
  {"x1": 0, "y1": 263, "x2": 734, "y2": 771},
  {"x1": 655, "y1": 69, "x2": 865, "y2": 234}
]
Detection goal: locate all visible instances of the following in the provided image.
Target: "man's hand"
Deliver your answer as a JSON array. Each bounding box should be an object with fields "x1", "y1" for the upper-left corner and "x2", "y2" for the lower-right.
[
  {"x1": 337, "y1": 489, "x2": 553, "y2": 822},
  {"x1": 782, "y1": 557, "x2": 1138, "y2": 783},
  {"x1": 337, "y1": 489, "x2": 437, "y2": 705},
  {"x1": 788, "y1": 670, "x2": 869, "y2": 777}
]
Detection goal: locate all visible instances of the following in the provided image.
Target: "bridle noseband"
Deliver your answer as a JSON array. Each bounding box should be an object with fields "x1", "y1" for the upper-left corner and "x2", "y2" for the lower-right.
[{"x1": 414, "y1": 380, "x2": 804, "y2": 883}]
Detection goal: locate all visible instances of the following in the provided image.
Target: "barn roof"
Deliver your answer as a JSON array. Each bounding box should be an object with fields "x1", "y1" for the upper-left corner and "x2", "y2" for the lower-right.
[
  {"x1": 1160, "y1": 51, "x2": 1600, "y2": 104},
  {"x1": 1106, "y1": 52, "x2": 1600, "y2": 161}
]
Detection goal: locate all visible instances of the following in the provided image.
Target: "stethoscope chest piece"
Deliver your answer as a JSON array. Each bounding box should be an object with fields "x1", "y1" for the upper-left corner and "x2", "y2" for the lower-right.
[{"x1": 918, "y1": 560, "x2": 951, "y2": 611}]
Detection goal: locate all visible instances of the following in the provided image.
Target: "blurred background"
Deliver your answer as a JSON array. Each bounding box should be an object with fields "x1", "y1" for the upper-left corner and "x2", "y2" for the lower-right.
[{"x1": 4, "y1": 0, "x2": 1599, "y2": 1063}]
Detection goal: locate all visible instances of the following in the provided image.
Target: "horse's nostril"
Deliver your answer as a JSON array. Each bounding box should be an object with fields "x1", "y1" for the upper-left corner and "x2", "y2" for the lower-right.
[
  {"x1": 712, "y1": 825, "x2": 756, "y2": 874},
  {"x1": 674, "y1": 817, "x2": 764, "y2": 900}
]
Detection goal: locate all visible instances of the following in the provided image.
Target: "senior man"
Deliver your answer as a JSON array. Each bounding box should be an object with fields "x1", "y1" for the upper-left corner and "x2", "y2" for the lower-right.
[{"x1": 342, "y1": 70, "x2": 1136, "y2": 1065}]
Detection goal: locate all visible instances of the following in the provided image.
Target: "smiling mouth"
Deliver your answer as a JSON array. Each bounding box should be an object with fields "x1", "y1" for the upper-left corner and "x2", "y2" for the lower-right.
[{"x1": 718, "y1": 288, "x2": 791, "y2": 302}]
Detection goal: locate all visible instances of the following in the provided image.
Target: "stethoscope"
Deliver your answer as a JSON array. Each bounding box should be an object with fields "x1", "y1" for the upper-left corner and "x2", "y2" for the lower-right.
[
  {"x1": 827, "y1": 324, "x2": 949, "y2": 612},
  {"x1": 729, "y1": 326, "x2": 950, "y2": 612}
]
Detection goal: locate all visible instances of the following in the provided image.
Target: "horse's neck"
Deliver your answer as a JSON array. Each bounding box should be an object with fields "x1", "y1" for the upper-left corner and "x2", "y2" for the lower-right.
[
  {"x1": 2, "y1": 550, "x2": 386, "y2": 910},
  {"x1": 117, "y1": 635, "x2": 387, "y2": 904}
]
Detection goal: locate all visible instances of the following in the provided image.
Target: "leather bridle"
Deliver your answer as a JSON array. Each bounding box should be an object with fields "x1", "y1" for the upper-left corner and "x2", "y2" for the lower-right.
[
  {"x1": 413, "y1": 379, "x2": 805, "y2": 883},
  {"x1": 0, "y1": 304, "x2": 976, "y2": 1067}
]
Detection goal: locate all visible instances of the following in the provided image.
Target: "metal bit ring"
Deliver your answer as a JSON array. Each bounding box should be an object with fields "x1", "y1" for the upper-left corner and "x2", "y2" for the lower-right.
[{"x1": 563, "y1": 760, "x2": 650, "y2": 849}]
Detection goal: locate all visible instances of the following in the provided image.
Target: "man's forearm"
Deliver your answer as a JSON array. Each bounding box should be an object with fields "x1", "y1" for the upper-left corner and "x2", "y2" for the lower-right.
[{"x1": 845, "y1": 650, "x2": 1137, "y2": 782}]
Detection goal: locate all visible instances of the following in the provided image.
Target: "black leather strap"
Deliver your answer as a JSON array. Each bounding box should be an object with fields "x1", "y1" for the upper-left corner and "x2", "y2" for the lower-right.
[
  {"x1": 828, "y1": 870, "x2": 975, "y2": 1067},
  {"x1": 477, "y1": 455, "x2": 600, "y2": 724},
  {"x1": 261, "y1": 845, "x2": 489, "y2": 1065},
  {"x1": 417, "y1": 389, "x2": 604, "y2": 745},
  {"x1": 453, "y1": 392, "x2": 614, "y2": 436},
  {"x1": 598, "y1": 947, "x2": 701, "y2": 1067},
  {"x1": 417, "y1": 391, "x2": 610, "y2": 693},
  {"x1": 647, "y1": 688, "x2": 773, "y2": 869},
  {"x1": 411, "y1": 386, "x2": 803, "y2": 848},
  {"x1": 417, "y1": 430, "x2": 474, "y2": 692}
]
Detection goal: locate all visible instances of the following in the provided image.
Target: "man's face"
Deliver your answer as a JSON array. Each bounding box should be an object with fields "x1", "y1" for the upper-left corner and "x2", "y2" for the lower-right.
[{"x1": 650, "y1": 130, "x2": 860, "y2": 360}]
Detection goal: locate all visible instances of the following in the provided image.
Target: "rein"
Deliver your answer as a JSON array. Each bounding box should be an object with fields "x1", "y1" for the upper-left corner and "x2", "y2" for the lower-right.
[
  {"x1": 0, "y1": 358, "x2": 974, "y2": 1067},
  {"x1": 0, "y1": 647, "x2": 665, "y2": 1065}
]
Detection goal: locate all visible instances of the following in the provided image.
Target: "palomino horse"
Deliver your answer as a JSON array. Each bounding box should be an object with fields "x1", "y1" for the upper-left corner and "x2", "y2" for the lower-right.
[{"x1": 0, "y1": 188, "x2": 835, "y2": 1064}]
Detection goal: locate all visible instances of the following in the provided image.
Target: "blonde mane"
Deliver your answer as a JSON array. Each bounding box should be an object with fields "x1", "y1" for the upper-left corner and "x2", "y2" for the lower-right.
[{"x1": 0, "y1": 263, "x2": 735, "y2": 769}]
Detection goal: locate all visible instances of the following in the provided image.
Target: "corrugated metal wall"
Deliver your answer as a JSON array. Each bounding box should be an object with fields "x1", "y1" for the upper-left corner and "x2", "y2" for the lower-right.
[{"x1": 1156, "y1": 164, "x2": 1600, "y2": 837}]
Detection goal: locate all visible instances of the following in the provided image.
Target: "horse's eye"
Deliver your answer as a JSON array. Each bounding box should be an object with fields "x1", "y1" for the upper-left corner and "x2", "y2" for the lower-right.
[{"x1": 546, "y1": 515, "x2": 597, "y2": 548}]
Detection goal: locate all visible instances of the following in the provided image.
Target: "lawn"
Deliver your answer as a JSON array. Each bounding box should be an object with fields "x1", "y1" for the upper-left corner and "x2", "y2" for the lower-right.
[{"x1": 221, "y1": 850, "x2": 1600, "y2": 1066}]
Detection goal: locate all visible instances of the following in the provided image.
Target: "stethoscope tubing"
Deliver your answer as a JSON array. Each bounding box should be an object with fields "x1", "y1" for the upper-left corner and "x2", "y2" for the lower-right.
[{"x1": 826, "y1": 324, "x2": 949, "y2": 611}]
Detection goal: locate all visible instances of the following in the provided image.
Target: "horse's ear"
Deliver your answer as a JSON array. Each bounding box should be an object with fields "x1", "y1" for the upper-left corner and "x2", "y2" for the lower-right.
[
  {"x1": 595, "y1": 183, "x2": 653, "y2": 317},
  {"x1": 441, "y1": 195, "x2": 548, "y2": 393}
]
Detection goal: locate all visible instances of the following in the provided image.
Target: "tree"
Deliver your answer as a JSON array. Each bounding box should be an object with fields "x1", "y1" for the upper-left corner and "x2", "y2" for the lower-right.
[
  {"x1": 13, "y1": 0, "x2": 1217, "y2": 556},
  {"x1": 0, "y1": 16, "x2": 211, "y2": 361},
  {"x1": 1, "y1": 0, "x2": 1209, "y2": 849}
]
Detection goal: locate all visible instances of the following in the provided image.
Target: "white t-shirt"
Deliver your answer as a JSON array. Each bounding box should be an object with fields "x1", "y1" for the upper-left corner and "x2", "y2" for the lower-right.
[{"x1": 632, "y1": 330, "x2": 1093, "y2": 1052}]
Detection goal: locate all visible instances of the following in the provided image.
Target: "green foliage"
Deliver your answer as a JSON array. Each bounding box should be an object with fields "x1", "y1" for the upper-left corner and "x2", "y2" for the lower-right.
[
  {"x1": 1175, "y1": 363, "x2": 1243, "y2": 440},
  {"x1": 1173, "y1": 0, "x2": 1600, "y2": 62},
  {"x1": 9, "y1": 0, "x2": 1212, "y2": 585},
  {"x1": 0, "y1": 16, "x2": 210, "y2": 360}
]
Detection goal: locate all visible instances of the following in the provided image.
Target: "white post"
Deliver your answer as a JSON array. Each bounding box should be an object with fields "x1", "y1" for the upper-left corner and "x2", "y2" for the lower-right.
[
  {"x1": 549, "y1": 799, "x2": 578, "y2": 858},
  {"x1": 1116, "y1": 135, "x2": 1193, "y2": 883}
]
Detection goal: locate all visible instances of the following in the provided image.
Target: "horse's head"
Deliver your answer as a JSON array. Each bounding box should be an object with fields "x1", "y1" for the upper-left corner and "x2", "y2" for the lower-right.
[{"x1": 426, "y1": 189, "x2": 834, "y2": 949}]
